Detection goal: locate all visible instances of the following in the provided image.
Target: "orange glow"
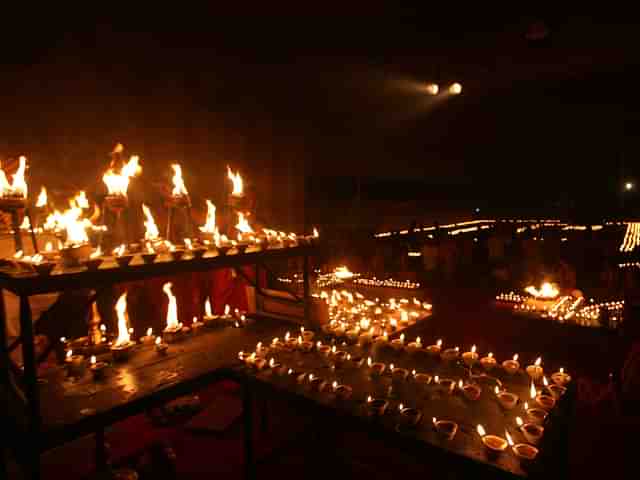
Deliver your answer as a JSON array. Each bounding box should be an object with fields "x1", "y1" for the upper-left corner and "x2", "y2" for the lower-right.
[
  {"x1": 0, "y1": 156, "x2": 28, "y2": 198},
  {"x1": 449, "y1": 82, "x2": 462, "y2": 94},
  {"x1": 530, "y1": 381, "x2": 537, "y2": 399},
  {"x1": 103, "y1": 155, "x2": 141, "y2": 196},
  {"x1": 506, "y1": 431, "x2": 514, "y2": 446},
  {"x1": 476, "y1": 424, "x2": 486, "y2": 437},
  {"x1": 227, "y1": 166, "x2": 243, "y2": 196},
  {"x1": 44, "y1": 204, "x2": 94, "y2": 246},
  {"x1": 36, "y1": 186, "x2": 47, "y2": 207},
  {"x1": 205, "y1": 297, "x2": 213, "y2": 318},
  {"x1": 72, "y1": 191, "x2": 89, "y2": 209},
  {"x1": 171, "y1": 164, "x2": 188, "y2": 197},
  {"x1": 163, "y1": 282, "x2": 180, "y2": 330},
  {"x1": 199, "y1": 200, "x2": 218, "y2": 235},
  {"x1": 235, "y1": 212, "x2": 254, "y2": 234},
  {"x1": 525, "y1": 282, "x2": 559, "y2": 299},
  {"x1": 142, "y1": 204, "x2": 160, "y2": 241},
  {"x1": 114, "y1": 292, "x2": 131, "y2": 347},
  {"x1": 426, "y1": 83, "x2": 439, "y2": 95}
]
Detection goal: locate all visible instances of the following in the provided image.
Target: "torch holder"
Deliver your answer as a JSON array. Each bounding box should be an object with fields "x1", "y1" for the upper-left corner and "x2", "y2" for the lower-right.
[
  {"x1": 60, "y1": 243, "x2": 93, "y2": 267},
  {"x1": 0, "y1": 197, "x2": 39, "y2": 254},
  {"x1": 165, "y1": 195, "x2": 195, "y2": 244},
  {"x1": 227, "y1": 194, "x2": 248, "y2": 211},
  {"x1": 101, "y1": 195, "x2": 130, "y2": 249}
]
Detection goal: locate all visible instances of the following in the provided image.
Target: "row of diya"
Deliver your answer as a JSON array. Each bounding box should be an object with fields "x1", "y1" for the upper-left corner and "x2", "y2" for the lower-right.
[
  {"x1": 239, "y1": 336, "x2": 570, "y2": 469},
  {"x1": 61, "y1": 287, "x2": 247, "y2": 379},
  {"x1": 10, "y1": 229, "x2": 319, "y2": 276}
]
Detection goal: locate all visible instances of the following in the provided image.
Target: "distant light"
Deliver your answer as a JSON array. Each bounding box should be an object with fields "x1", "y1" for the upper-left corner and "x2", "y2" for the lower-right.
[
  {"x1": 449, "y1": 82, "x2": 462, "y2": 95},
  {"x1": 625, "y1": 182, "x2": 634, "y2": 191},
  {"x1": 426, "y1": 83, "x2": 439, "y2": 95},
  {"x1": 475, "y1": 208, "x2": 480, "y2": 213}
]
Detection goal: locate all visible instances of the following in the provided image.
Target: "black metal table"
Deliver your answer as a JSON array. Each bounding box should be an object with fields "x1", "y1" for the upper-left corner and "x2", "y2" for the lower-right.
[
  {"x1": 0, "y1": 245, "x2": 317, "y2": 480},
  {"x1": 237, "y1": 338, "x2": 564, "y2": 479}
]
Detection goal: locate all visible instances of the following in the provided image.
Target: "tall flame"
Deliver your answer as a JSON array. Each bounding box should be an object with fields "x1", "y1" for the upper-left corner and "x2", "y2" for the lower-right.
[
  {"x1": 163, "y1": 282, "x2": 179, "y2": 330},
  {"x1": 114, "y1": 292, "x2": 131, "y2": 346},
  {"x1": 0, "y1": 156, "x2": 28, "y2": 198},
  {"x1": 142, "y1": 204, "x2": 160, "y2": 241},
  {"x1": 236, "y1": 212, "x2": 254, "y2": 234},
  {"x1": 36, "y1": 186, "x2": 47, "y2": 207},
  {"x1": 530, "y1": 381, "x2": 537, "y2": 399},
  {"x1": 205, "y1": 297, "x2": 213, "y2": 317},
  {"x1": 199, "y1": 200, "x2": 218, "y2": 234},
  {"x1": 227, "y1": 166, "x2": 243, "y2": 196},
  {"x1": 171, "y1": 164, "x2": 188, "y2": 197},
  {"x1": 44, "y1": 204, "x2": 93, "y2": 245},
  {"x1": 103, "y1": 155, "x2": 141, "y2": 196},
  {"x1": 72, "y1": 191, "x2": 89, "y2": 209}
]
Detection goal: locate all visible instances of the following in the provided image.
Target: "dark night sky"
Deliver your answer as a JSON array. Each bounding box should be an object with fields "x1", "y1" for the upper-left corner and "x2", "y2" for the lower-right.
[{"x1": 1, "y1": 11, "x2": 640, "y2": 221}]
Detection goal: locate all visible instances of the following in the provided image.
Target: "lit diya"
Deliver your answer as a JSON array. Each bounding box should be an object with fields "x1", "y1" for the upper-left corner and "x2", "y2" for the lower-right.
[
  {"x1": 397, "y1": 404, "x2": 422, "y2": 428},
  {"x1": 480, "y1": 352, "x2": 497, "y2": 371},
  {"x1": 426, "y1": 339, "x2": 443, "y2": 357},
  {"x1": 89, "y1": 355, "x2": 107, "y2": 380},
  {"x1": 526, "y1": 357, "x2": 544, "y2": 381},
  {"x1": 162, "y1": 283, "x2": 182, "y2": 343},
  {"x1": 155, "y1": 337, "x2": 168, "y2": 355},
  {"x1": 462, "y1": 345, "x2": 479, "y2": 367},
  {"x1": 368, "y1": 358, "x2": 386, "y2": 378},
  {"x1": 390, "y1": 333, "x2": 406, "y2": 352},
  {"x1": 110, "y1": 293, "x2": 136, "y2": 362},
  {"x1": 460, "y1": 380, "x2": 482, "y2": 401},
  {"x1": 495, "y1": 386, "x2": 519, "y2": 410},
  {"x1": 365, "y1": 396, "x2": 388, "y2": 417},
  {"x1": 440, "y1": 347, "x2": 460, "y2": 363},
  {"x1": 65, "y1": 350, "x2": 86, "y2": 377},
  {"x1": 112, "y1": 244, "x2": 134, "y2": 268},
  {"x1": 502, "y1": 354, "x2": 520, "y2": 375},
  {"x1": 551, "y1": 367, "x2": 571, "y2": 386},
  {"x1": 405, "y1": 336, "x2": 423, "y2": 354},
  {"x1": 517, "y1": 417, "x2": 544, "y2": 445},
  {"x1": 477, "y1": 425, "x2": 508, "y2": 458}
]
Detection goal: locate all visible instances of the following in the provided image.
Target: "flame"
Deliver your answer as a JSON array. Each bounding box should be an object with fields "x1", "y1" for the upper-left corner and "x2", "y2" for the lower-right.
[
  {"x1": 269, "y1": 358, "x2": 275, "y2": 368},
  {"x1": 235, "y1": 212, "x2": 254, "y2": 234},
  {"x1": 416, "y1": 336, "x2": 421, "y2": 345},
  {"x1": 91, "y1": 355, "x2": 96, "y2": 365},
  {"x1": 477, "y1": 425, "x2": 486, "y2": 437},
  {"x1": 19, "y1": 216, "x2": 30, "y2": 230},
  {"x1": 171, "y1": 164, "x2": 188, "y2": 197},
  {"x1": 313, "y1": 227, "x2": 319, "y2": 238},
  {"x1": 471, "y1": 345, "x2": 477, "y2": 354},
  {"x1": 199, "y1": 200, "x2": 218, "y2": 235},
  {"x1": 524, "y1": 402, "x2": 529, "y2": 410},
  {"x1": 525, "y1": 282, "x2": 559, "y2": 299},
  {"x1": 400, "y1": 310, "x2": 409, "y2": 323},
  {"x1": 224, "y1": 304, "x2": 230, "y2": 316},
  {"x1": 458, "y1": 380, "x2": 464, "y2": 389},
  {"x1": 400, "y1": 333, "x2": 405, "y2": 343},
  {"x1": 44, "y1": 204, "x2": 93, "y2": 245},
  {"x1": 163, "y1": 282, "x2": 179, "y2": 330},
  {"x1": 560, "y1": 367, "x2": 564, "y2": 374},
  {"x1": 45, "y1": 242, "x2": 53, "y2": 252},
  {"x1": 434, "y1": 375, "x2": 439, "y2": 383},
  {"x1": 367, "y1": 395, "x2": 372, "y2": 403},
  {"x1": 184, "y1": 238, "x2": 193, "y2": 250},
  {"x1": 227, "y1": 166, "x2": 243, "y2": 196},
  {"x1": 530, "y1": 382, "x2": 537, "y2": 399},
  {"x1": 543, "y1": 376, "x2": 549, "y2": 386},
  {"x1": 0, "y1": 156, "x2": 28, "y2": 198},
  {"x1": 103, "y1": 155, "x2": 141, "y2": 196},
  {"x1": 516, "y1": 417, "x2": 523, "y2": 427},
  {"x1": 437, "y1": 339, "x2": 443, "y2": 347},
  {"x1": 535, "y1": 357, "x2": 542, "y2": 367},
  {"x1": 90, "y1": 246, "x2": 102, "y2": 259},
  {"x1": 205, "y1": 297, "x2": 213, "y2": 317},
  {"x1": 156, "y1": 337, "x2": 161, "y2": 346},
  {"x1": 367, "y1": 357, "x2": 372, "y2": 367},
  {"x1": 506, "y1": 431, "x2": 514, "y2": 446},
  {"x1": 66, "y1": 350, "x2": 72, "y2": 359},
  {"x1": 146, "y1": 327, "x2": 153, "y2": 337},
  {"x1": 334, "y1": 266, "x2": 354, "y2": 280},
  {"x1": 113, "y1": 244, "x2": 126, "y2": 256},
  {"x1": 142, "y1": 204, "x2": 160, "y2": 241},
  {"x1": 513, "y1": 354, "x2": 519, "y2": 362},
  {"x1": 488, "y1": 352, "x2": 493, "y2": 358},
  {"x1": 36, "y1": 187, "x2": 47, "y2": 207},
  {"x1": 73, "y1": 191, "x2": 89, "y2": 209},
  {"x1": 495, "y1": 386, "x2": 500, "y2": 395},
  {"x1": 114, "y1": 292, "x2": 131, "y2": 347},
  {"x1": 399, "y1": 403, "x2": 404, "y2": 411}
]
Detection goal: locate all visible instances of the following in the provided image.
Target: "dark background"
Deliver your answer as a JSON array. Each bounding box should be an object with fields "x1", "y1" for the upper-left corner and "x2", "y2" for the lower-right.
[{"x1": 2, "y1": 10, "x2": 639, "y2": 231}]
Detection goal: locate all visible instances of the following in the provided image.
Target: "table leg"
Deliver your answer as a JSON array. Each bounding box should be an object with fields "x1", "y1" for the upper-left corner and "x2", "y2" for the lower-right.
[
  {"x1": 243, "y1": 378, "x2": 255, "y2": 480},
  {"x1": 19, "y1": 295, "x2": 41, "y2": 480}
]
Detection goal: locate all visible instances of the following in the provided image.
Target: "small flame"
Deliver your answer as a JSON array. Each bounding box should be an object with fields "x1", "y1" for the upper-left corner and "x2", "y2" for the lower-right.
[
  {"x1": 36, "y1": 186, "x2": 47, "y2": 207},
  {"x1": 184, "y1": 238, "x2": 193, "y2": 250},
  {"x1": 66, "y1": 350, "x2": 72, "y2": 359},
  {"x1": 513, "y1": 354, "x2": 519, "y2": 362},
  {"x1": 390, "y1": 363, "x2": 395, "y2": 371},
  {"x1": 44, "y1": 204, "x2": 94, "y2": 246},
  {"x1": 103, "y1": 155, "x2": 141, "y2": 196},
  {"x1": 488, "y1": 352, "x2": 493, "y2": 358},
  {"x1": 171, "y1": 164, "x2": 189, "y2": 197},
  {"x1": 45, "y1": 242, "x2": 53, "y2": 252},
  {"x1": 156, "y1": 337, "x2": 161, "y2": 345},
  {"x1": 560, "y1": 367, "x2": 564, "y2": 374},
  {"x1": 91, "y1": 355, "x2": 96, "y2": 365},
  {"x1": 437, "y1": 339, "x2": 443, "y2": 347},
  {"x1": 506, "y1": 431, "x2": 514, "y2": 447},
  {"x1": 205, "y1": 298, "x2": 213, "y2": 317},
  {"x1": 416, "y1": 336, "x2": 421, "y2": 345},
  {"x1": 269, "y1": 358, "x2": 275, "y2": 368},
  {"x1": 471, "y1": 345, "x2": 477, "y2": 354},
  {"x1": 543, "y1": 376, "x2": 549, "y2": 386},
  {"x1": 163, "y1": 282, "x2": 179, "y2": 330},
  {"x1": 477, "y1": 425, "x2": 486, "y2": 437},
  {"x1": 114, "y1": 292, "x2": 131, "y2": 347},
  {"x1": 331, "y1": 345, "x2": 336, "y2": 354},
  {"x1": 459, "y1": 380, "x2": 464, "y2": 389},
  {"x1": 199, "y1": 200, "x2": 218, "y2": 235},
  {"x1": 434, "y1": 375, "x2": 439, "y2": 383},
  {"x1": 90, "y1": 246, "x2": 102, "y2": 259},
  {"x1": 530, "y1": 382, "x2": 537, "y2": 399},
  {"x1": 288, "y1": 368, "x2": 293, "y2": 375},
  {"x1": 400, "y1": 333, "x2": 405, "y2": 343},
  {"x1": 400, "y1": 310, "x2": 409, "y2": 323},
  {"x1": 235, "y1": 212, "x2": 254, "y2": 234},
  {"x1": 332, "y1": 380, "x2": 338, "y2": 391},
  {"x1": 535, "y1": 357, "x2": 542, "y2": 367},
  {"x1": 227, "y1": 166, "x2": 243, "y2": 196},
  {"x1": 145, "y1": 241, "x2": 155, "y2": 254},
  {"x1": 516, "y1": 417, "x2": 523, "y2": 427},
  {"x1": 113, "y1": 244, "x2": 126, "y2": 257},
  {"x1": 399, "y1": 403, "x2": 404, "y2": 411},
  {"x1": 524, "y1": 402, "x2": 529, "y2": 410},
  {"x1": 367, "y1": 357, "x2": 372, "y2": 367},
  {"x1": 224, "y1": 304, "x2": 230, "y2": 316},
  {"x1": 13, "y1": 250, "x2": 23, "y2": 259},
  {"x1": 146, "y1": 327, "x2": 153, "y2": 337},
  {"x1": 285, "y1": 332, "x2": 290, "y2": 341},
  {"x1": 142, "y1": 204, "x2": 160, "y2": 241},
  {"x1": 72, "y1": 191, "x2": 89, "y2": 209},
  {"x1": 367, "y1": 395, "x2": 372, "y2": 403},
  {"x1": 313, "y1": 227, "x2": 319, "y2": 238}
]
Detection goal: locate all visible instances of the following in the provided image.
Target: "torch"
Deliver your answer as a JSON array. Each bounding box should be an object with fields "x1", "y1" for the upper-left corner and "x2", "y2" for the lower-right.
[{"x1": 165, "y1": 163, "x2": 196, "y2": 243}]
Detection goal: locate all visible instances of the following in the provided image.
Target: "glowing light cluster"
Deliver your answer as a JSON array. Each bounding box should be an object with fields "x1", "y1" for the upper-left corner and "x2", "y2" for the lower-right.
[{"x1": 620, "y1": 222, "x2": 640, "y2": 252}]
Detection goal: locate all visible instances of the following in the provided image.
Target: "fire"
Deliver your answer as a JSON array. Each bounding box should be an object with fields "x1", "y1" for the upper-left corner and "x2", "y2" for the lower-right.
[
  {"x1": 471, "y1": 345, "x2": 477, "y2": 354},
  {"x1": 44, "y1": 204, "x2": 93, "y2": 246},
  {"x1": 0, "y1": 156, "x2": 28, "y2": 198},
  {"x1": 516, "y1": 417, "x2": 523, "y2": 427},
  {"x1": 205, "y1": 297, "x2": 213, "y2": 317},
  {"x1": 113, "y1": 244, "x2": 126, "y2": 256},
  {"x1": 90, "y1": 246, "x2": 102, "y2": 259},
  {"x1": 437, "y1": 339, "x2": 443, "y2": 347},
  {"x1": 313, "y1": 227, "x2": 319, "y2": 238},
  {"x1": 36, "y1": 187, "x2": 47, "y2": 207},
  {"x1": 199, "y1": 200, "x2": 218, "y2": 235},
  {"x1": 114, "y1": 292, "x2": 131, "y2": 347},
  {"x1": 530, "y1": 381, "x2": 537, "y2": 399},
  {"x1": 103, "y1": 155, "x2": 141, "y2": 196},
  {"x1": 505, "y1": 431, "x2": 514, "y2": 446},
  {"x1": 525, "y1": 282, "x2": 559, "y2": 299},
  {"x1": 72, "y1": 191, "x2": 89, "y2": 209},
  {"x1": 141, "y1": 204, "x2": 160, "y2": 241},
  {"x1": 513, "y1": 354, "x2": 519, "y2": 362},
  {"x1": 235, "y1": 212, "x2": 253, "y2": 234},
  {"x1": 477, "y1": 424, "x2": 486, "y2": 437},
  {"x1": 163, "y1": 282, "x2": 179, "y2": 330},
  {"x1": 227, "y1": 166, "x2": 243, "y2": 196},
  {"x1": 171, "y1": 164, "x2": 188, "y2": 197},
  {"x1": 334, "y1": 266, "x2": 354, "y2": 280}
]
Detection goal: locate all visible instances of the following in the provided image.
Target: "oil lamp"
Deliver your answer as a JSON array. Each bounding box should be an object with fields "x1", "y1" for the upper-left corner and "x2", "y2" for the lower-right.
[
  {"x1": 162, "y1": 282, "x2": 182, "y2": 343},
  {"x1": 110, "y1": 293, "x2": 135, "y2": 362}
]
